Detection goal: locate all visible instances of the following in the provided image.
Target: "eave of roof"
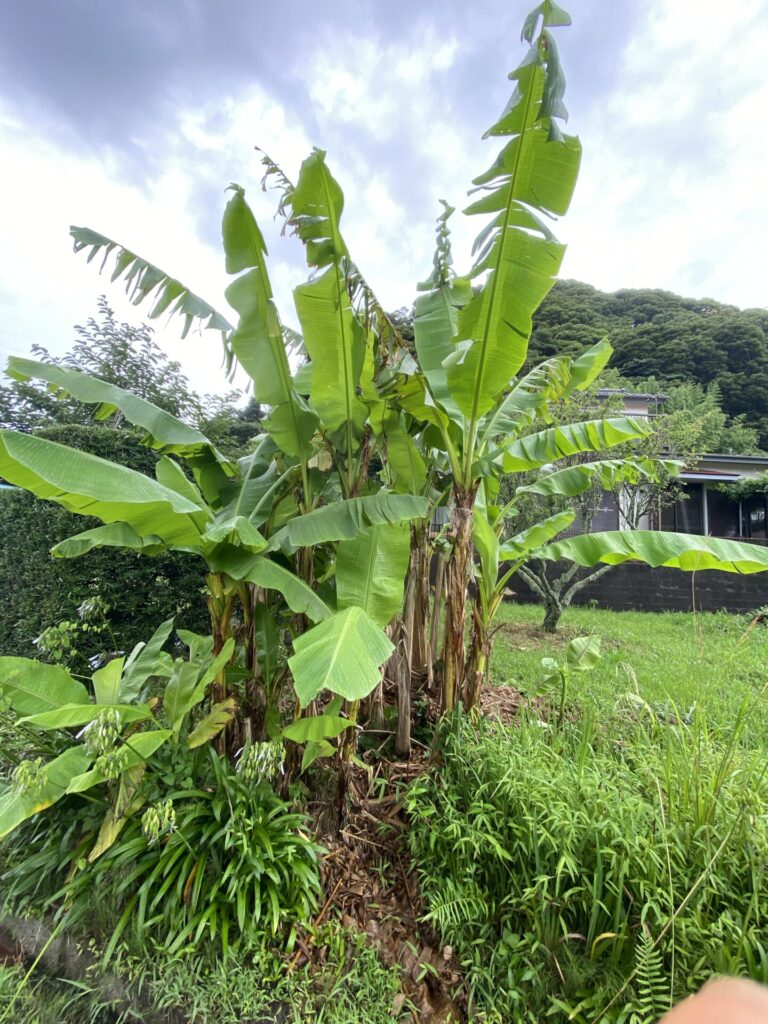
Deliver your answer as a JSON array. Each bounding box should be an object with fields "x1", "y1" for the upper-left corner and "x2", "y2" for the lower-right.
[{"x1": 700, "y1": 453, "x2": 768, "y2": 465}]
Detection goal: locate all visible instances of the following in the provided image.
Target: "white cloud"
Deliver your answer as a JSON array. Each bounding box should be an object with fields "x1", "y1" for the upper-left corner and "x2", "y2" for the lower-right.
[
  {"x1": 562, "y1": 0, "x2": 768, "y2": 309},
  {"x1": 1, "y1": 0, "x2": 766, "y2": 408}
]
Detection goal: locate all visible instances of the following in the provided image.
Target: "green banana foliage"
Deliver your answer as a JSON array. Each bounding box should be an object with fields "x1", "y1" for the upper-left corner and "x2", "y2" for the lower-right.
[
  {"x1": 544, "y1": 531, "x2": 768, "y2": 574},
  {"x1": 0, "y1": 632, "x2": 237, "y2": 847},
  {"x1": 221, "y1": 184, "x2": 318, "y2": 465},
  {"x1": 6, "y1": 0, "x2": 768, "y2": 771},
  {"x1": 70, "y1": 226, "x2": 234, "y2": 367}
]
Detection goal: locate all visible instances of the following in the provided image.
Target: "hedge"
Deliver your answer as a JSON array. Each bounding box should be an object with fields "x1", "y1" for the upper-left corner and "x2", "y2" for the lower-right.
[{"x1": 0, "y1": 426, "x2": 209, "y2": 659}]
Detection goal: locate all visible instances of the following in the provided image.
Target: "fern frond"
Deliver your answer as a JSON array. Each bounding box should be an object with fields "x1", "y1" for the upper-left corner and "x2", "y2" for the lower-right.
[
  {"x1": 629, "y1": 927, "x2": 668, "y2": 1024},
  {"x1": 423, "y1": 877, "x2": 489, "y2": 936}
]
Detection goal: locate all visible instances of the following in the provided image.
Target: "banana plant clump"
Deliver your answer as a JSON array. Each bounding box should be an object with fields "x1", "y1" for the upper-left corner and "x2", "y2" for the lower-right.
[{"x1": 2, "y1": 0, "x2": 768, "y2": 868}]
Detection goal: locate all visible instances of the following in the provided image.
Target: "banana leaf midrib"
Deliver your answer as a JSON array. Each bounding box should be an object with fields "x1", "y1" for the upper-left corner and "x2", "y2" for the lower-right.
[
  {"x1": 319, "y1": 166, "x2": 356, "y2": 489},
  {"x1": 465, "y1": 63, "x2": 540, "y2": 464},
  {"x1": 243, "y1": 200, "x2": 311, "y2": 505},
  {"x1": 358, "y1": 524, "x2": 379, "y2": 620}
]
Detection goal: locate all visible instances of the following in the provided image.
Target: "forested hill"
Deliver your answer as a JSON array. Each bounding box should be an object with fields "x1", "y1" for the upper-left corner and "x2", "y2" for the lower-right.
[{"x1": 530, "y1": 280, "x2": 768, "y2": 443}]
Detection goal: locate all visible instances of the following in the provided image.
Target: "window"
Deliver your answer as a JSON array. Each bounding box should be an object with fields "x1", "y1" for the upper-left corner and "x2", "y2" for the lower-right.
[
  {"x1": 706, "y1": 488, "x2": 739, "y2": 538},
  {"x1": 745, "y1": 494, "x2": 768, "y2": 540},
  {"x1": 661, "y1": 484, "x2": 703, "y2": 535}
]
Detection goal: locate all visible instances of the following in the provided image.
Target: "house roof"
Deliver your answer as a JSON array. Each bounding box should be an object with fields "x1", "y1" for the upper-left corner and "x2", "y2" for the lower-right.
[
  {"x1": 679, "y1": 452, "x2": 768, "y2": 483},
  {"x1": 699, "y1": 453, "x2": 768, "y2": 465}
]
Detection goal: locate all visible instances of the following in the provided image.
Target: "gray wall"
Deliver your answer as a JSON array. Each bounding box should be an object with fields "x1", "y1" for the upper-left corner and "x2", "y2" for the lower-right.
[{"x1": 509, "y1": 561, "x2": 768, "y2": 614}]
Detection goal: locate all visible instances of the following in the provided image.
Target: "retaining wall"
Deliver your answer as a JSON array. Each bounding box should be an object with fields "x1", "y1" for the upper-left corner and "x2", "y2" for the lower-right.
[{"x1": 508, "y1": 561, "x2": 768, "y2": 614}]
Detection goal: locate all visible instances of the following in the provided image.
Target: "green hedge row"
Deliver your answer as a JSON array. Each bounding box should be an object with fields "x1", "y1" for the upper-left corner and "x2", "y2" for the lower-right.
[{"x1": 0, "y1": 425, "x2": 209, "y2": 658}]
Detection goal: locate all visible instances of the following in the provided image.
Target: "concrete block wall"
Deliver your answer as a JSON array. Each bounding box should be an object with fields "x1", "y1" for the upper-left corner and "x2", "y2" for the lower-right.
[{"x1": 508, "y1": 561, "x2": 768, "y2": 614}]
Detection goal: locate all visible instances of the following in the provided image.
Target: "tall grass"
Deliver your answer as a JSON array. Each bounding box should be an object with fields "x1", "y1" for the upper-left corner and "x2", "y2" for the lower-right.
[{"x1": 406, "y1": 702, "x2": 768, "y2": 1022}]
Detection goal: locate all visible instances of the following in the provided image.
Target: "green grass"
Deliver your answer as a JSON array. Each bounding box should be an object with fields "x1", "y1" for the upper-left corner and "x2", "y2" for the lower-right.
[
  {"x1": 0, "y1": 927, "x2": 406, "y2": 1024},
  {"x1": 405, "y1": 602, "x2": 768, "y2": 1021},
  {"x1": 490, "y1": 603, "x2": 768, "y2": 740}
]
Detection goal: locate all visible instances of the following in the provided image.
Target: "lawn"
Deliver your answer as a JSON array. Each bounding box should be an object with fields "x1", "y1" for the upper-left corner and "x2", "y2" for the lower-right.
[{"x1": 490, "y1": 602, "x2": 768, "y2": 741}]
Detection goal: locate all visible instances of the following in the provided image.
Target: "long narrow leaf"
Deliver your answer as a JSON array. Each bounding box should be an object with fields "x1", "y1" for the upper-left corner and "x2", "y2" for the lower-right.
[
  {"x1": 0, "y1": 430, "x2": 206, "y2": 548},
  {"x1": 222, "y1": 186, "x2": 318, "y2": 460},
  {"x1": 70, "y1": 226, "x2": 232, "y2": 348},
  {"x1": 500, "y1": 509, "x2": 576, "y2": 559},
  {"x1": 447, "y1": 14, "x2": 581, "y2": 423},
  {"x1": 52, "y1": 523, "x2": 167, "y2": 558},
  {"x1": 516, "y1": 458, "x2": 682, "y2": 499},
  {"x1": 500, "y1": 417, "x2": 651, "y2": 472},
  {"x1": 5, "y1": 358, "x2": 232, "y2": 476},
  {"x1": 414, "y1": 202, "x2": 471, "y2": 421},
  {"x1": 268, "y1": 493, "x2": 428, "y2": 552},
  {"x1": 479, "y1": 338, "x2": 613, "y2": 445},
  {"x1": 291, "y1": 152, "x2": 367, "y2": 443},
  {"x1": 545, "y1": 531, "x2": 768, "y2": 574}
]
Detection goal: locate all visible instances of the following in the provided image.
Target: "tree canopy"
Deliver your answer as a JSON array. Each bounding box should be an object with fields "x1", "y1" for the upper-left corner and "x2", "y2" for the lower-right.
[
  {"x1": 529, "y1": 280, "x2": 768, "y2": 446},
  {"x1": 0, "y1": 297, "x2": 262, "y2": 458}
]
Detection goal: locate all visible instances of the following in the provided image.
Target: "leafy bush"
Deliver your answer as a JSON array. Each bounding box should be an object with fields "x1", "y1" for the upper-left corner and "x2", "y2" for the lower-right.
[
  {"x1": 2, "y1": 747, "x2": 321, "y2": 960},
  {"x1": 0, "y1": 625, "x2": 320, "y2": 959},
  {"x1": 406, "y1": 710, "x2": 768, "y2": 1022},
  {"x1": 0, "y1": 425, "x2": 208, "y2": 660}
]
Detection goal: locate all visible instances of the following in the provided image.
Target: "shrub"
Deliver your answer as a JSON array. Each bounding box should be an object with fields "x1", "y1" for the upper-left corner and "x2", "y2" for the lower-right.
[
  {"x1": 2, "y1": 748, "x2": 321, "y2": 961},
  {"x1": 406, "y1": 710, "x2": 768, "y2": 1022},
  {"x1": 0, "y1": 425, "x2": 208, "y2": 659}
]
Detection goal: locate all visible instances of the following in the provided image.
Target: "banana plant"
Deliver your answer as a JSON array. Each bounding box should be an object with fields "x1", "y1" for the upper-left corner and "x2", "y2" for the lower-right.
[
  {"x1": 541, "y1": 634, "x2": 601, "y2": 729},
  {"x1": 401, "y1": 6, "x2": 592, "y2": 710},
  {"x1": 466, "y1": 451, "x2": 677, "y2": 706},
  {"x1": 10, "y1": 163, "x2": 428, "y2": 764},
  {"x1": 0, "y1": 358, "x2": 427, "y2": 749},
  {"x1": 69, "y1": 150, "x2": 428, "y2": 759},
  {"x1": 409, "y1": 194, "x2": 646, "y2": 711},
  {"x1": 397, "y1": 0, "x2": 768, "y2": 713},
  {"x1": 0, "y1": 620, "x2": 234, "y2": 853}
]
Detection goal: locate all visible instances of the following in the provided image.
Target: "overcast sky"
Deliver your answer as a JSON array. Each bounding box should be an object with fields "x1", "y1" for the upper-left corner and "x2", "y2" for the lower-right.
[{"x1": 1, "y1": 0, "x2": 766, "y2": 397}]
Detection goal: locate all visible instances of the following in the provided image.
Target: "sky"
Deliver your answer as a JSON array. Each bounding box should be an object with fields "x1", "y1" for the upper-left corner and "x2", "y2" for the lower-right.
[{"x1": 1, "y1": 0, "x2": 766, "y2": 397}]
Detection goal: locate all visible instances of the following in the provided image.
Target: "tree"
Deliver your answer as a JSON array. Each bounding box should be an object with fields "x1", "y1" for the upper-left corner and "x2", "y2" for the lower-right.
[
  {"x1": 1, "y1": 298, "x2": 265, "y2": 459},
  {"x1": 528, "y1": 281, "x2": 768, "y2": 446},
  {"x1": 1, "y1": 297, "x2": 205, "y2": 429}
]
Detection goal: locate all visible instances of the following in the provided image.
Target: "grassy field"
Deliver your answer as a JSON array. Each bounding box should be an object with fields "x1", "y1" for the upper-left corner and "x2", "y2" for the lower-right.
[{"x1": 490, "y1": 602, "x2": 768, "y2": 741}]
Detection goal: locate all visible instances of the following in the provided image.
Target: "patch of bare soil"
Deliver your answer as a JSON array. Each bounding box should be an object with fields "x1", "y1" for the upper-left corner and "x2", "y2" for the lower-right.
[
  {"x1": 498, "y1": 620, "x2": 620, "y2": 651},
  {"x1": 479, "y1": 683, "x2": 546, "y2": 724},
  {"x1": 498, "y1": 620, "x2": 581, "y2": 648},
  {"x1": 302, "y1": 755, "x2": 464, "y2": 1023}
]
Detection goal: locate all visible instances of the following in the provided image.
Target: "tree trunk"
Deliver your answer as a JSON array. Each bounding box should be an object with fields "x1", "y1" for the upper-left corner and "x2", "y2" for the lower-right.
[
  {"x1": 239, "y1": 583, "x2": 268, "y2": 743},
  {"x1": 395, "y1": 607, "x2": 412, "y2": 759},
  {"x1": 409, "y1": 524, "x2": 432, "y2": 687},
  {"x1": 340, "y1": 700, "x2": 361, "y2": 762},
  {"x1": 205, "y1": 572, "x2": 235, "y2": 753},
  {"x1": 462, "y1": 592, "x2": 490, "y2": 711},
  {"x1": 366, "y1": 678, "x2": 386, "y2": 731},
  {"x1": 542, "y1": 596, "x2": 563, "y2": 633},
  {"x1": 440, "y1": 491, "x2": 476, "y2": 713}
]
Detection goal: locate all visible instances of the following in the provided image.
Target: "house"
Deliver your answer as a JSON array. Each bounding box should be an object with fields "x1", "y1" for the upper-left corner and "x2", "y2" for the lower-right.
[{"x1": 590, "y1": 390, "x2": 768, "y2": 544}]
